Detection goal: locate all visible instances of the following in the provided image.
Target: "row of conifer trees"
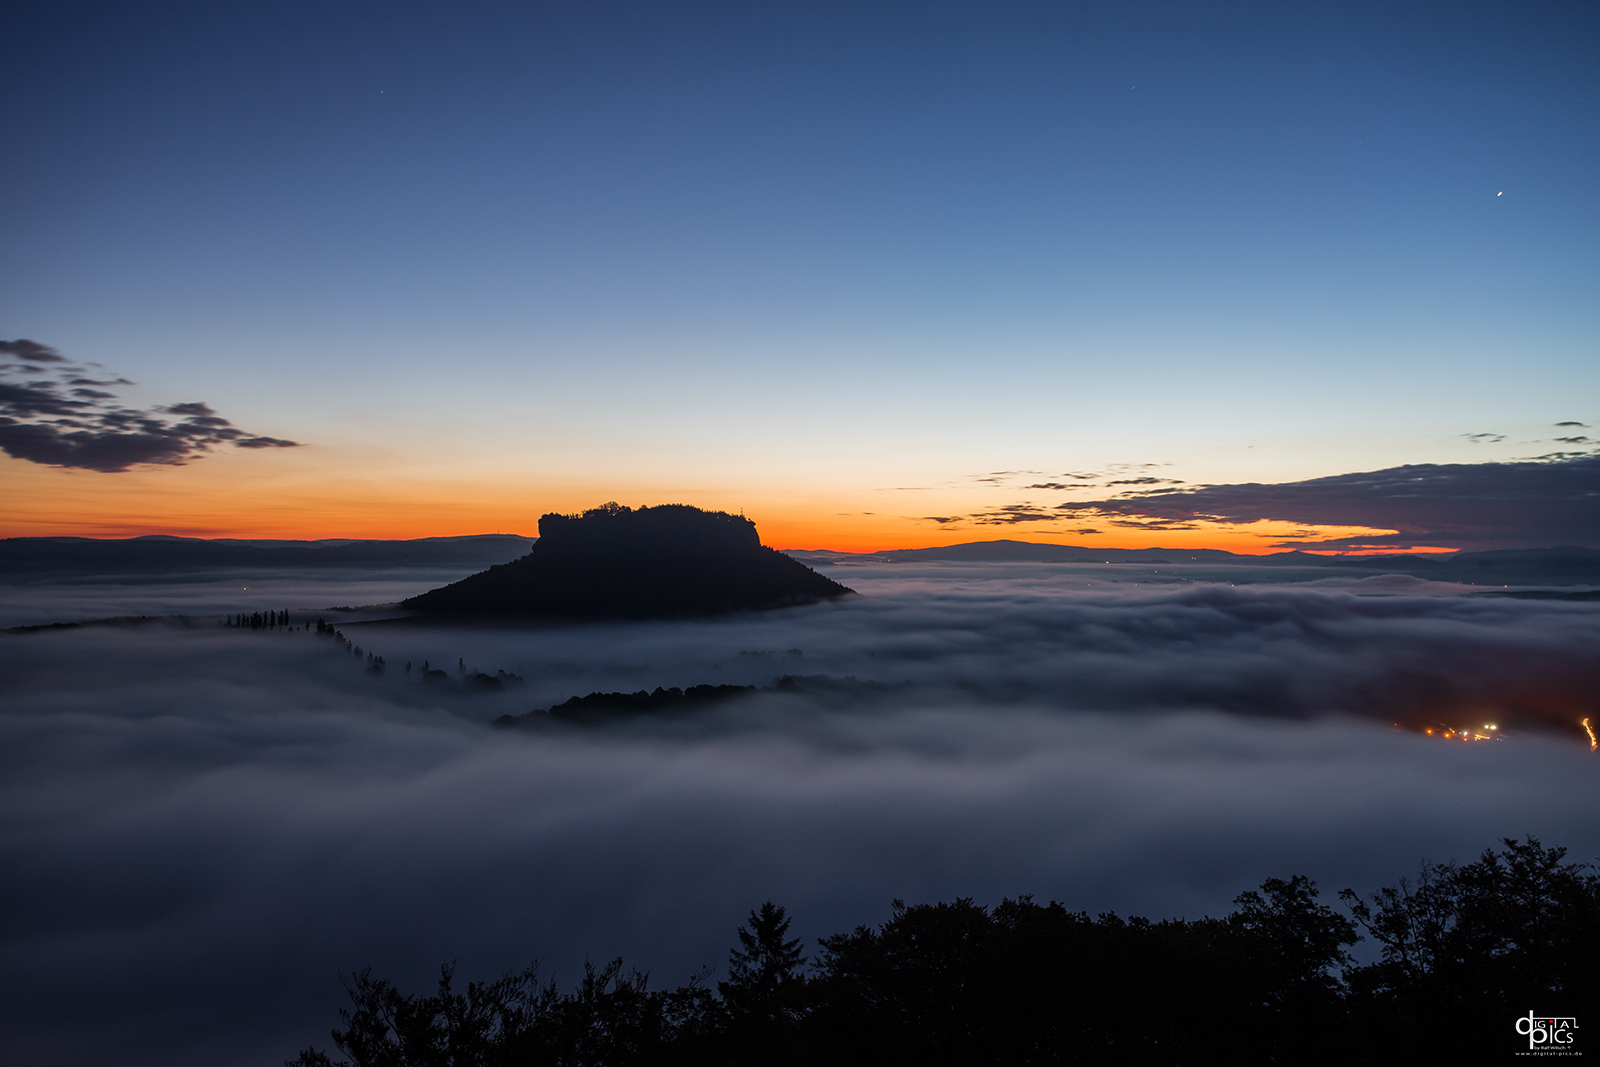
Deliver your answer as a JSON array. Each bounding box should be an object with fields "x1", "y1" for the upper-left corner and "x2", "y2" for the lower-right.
[
  {"x1": 221, "y1": 614, "x2": 415, "y2": 677},
  {"x1": 226, "y1": 609, "x2": 290, "y2": 629}
]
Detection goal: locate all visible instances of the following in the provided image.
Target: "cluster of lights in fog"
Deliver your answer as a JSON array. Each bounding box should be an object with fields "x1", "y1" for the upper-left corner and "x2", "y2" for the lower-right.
[{"x1": 1414, "y1": 718, "x2": 1600, "y2": 753}]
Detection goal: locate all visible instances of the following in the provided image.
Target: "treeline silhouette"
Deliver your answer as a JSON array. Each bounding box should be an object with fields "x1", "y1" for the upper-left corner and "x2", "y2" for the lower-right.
[
  {"x1": 404, "y1": 504, "x2": 852, "y2": 619},
  {"x1": 291, "y1": 837, "x2": 1597, "y2": 1065},
  {"x1": 226, "y1": 609, "x2": 291, "y2": 630},
  {"x1": 309, "y1": 618, "x2": 387, "y2": 673},
  {"x1": 227, "y1": 616, "x2": 532, "y2": 686},
  {"x1": 495, "y1": 676, "x2": 905, "y2": 727},
  {"x1": 499, "y1": 683, "x2": 761, "y2": 724}
]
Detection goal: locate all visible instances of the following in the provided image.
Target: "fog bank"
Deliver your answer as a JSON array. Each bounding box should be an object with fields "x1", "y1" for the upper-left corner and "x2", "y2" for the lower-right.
[{"x1": 1, "y1": 562, "x2": 1597, "y2": 1065}]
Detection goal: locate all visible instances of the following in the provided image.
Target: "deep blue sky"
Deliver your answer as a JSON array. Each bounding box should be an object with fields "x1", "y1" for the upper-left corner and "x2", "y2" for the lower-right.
[{"x1": 2, "y1": 1, "x2": 1595, "y2": 545}]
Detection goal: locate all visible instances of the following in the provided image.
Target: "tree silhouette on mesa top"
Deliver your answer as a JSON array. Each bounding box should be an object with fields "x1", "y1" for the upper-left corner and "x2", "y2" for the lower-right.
[{"x1": 403, "y1": 503, "x2": 852, "y2": 619}]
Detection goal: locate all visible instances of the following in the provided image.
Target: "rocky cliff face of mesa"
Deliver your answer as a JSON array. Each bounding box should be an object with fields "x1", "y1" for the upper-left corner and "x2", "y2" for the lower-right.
[{"x1": 403, "y1": 503, "x2": 853, "y2": 619}]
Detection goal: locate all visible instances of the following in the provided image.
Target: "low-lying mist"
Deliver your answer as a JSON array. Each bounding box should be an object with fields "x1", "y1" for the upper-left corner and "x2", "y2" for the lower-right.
[
  {"x1": 2, "y1": 560, "x2": 1597, "y2": 1065},
  {"x1": 0, "y1": 566, "x2": 493, "y2": 630}
]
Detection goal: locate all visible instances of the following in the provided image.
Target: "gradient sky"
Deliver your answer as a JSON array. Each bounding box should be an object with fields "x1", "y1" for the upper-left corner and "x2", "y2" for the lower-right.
[{"x1": 2, "y1": 1, "x2": 1595, "y2": 549}]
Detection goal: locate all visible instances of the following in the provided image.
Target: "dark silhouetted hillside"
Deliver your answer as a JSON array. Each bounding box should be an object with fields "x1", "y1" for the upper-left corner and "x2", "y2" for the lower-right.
[
  {"x1": 504, "y1": 683, "x2": 761, "y2": 724},
  {"x1": 403, "y1": 503, "x2": 853, "y2": 619},
  {"x1": 1437, "y1": 546, "x2": 1600, "y2": 584},
  {"x1": 495, "y1": 674, "x2": 902, "y2": 727}
]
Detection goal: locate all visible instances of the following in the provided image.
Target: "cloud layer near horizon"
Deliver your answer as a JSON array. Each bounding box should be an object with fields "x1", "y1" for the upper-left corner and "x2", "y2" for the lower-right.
[
  {"x1": 929, "y1": 454, "x2": 1600, "y2": 550},
  {"x1": 2, "y1": 564, "x2": 1598, "y2": 1065},
  {"x1": 0, "y1": 340, "x2": 298, "y2": 472}
]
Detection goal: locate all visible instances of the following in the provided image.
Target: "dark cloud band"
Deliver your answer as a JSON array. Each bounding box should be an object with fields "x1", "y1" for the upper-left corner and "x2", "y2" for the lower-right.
[
  {"x1": 0, "y1": 340, "x2": 299, "y2": 472},
  {"x1": 1054, "y1": 455, "x2": 1600, "y2": 550},
  {"x1": 925, "y1": 455, "x2": 1598, "y2": 550}
]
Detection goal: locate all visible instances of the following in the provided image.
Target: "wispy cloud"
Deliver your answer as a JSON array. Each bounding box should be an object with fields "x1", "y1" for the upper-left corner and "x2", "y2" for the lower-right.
[
  {"x1": 0, "y1": 339, "x2": 69, "y2": 364},
  {"x1": 0, "y1": 340, "x2": 300, "y2": 472},
  {"x1": 978, "y1": 464, "x2": 1174, "y2": 492}
]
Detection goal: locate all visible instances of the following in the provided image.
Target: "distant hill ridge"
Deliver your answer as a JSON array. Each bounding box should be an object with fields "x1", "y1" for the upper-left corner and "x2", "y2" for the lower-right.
[
  {"x1": 878, "y1": 540, "x2": 1242, "y2": 563},
  {"x1": 4, "y1": 532, "x2": 1595, "y2": 587},
  {"x1": 0, "y1": 534, "x2": 534, "y2": 576},
  {"x1": 866, "y1": 540, "x2": 1600, "y2": 584},
  {"x1": 403, "y1": 503, "x2": 853, "y2": 619}
]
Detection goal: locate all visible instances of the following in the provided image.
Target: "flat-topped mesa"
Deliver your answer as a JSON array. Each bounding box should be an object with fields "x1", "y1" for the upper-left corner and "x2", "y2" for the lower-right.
[
  {"x1": 403, "y1": 503, "x2": 853, "y2": 619},
  {"x1": 535, "y1": 502, "x2": 762, "y2": 556}
]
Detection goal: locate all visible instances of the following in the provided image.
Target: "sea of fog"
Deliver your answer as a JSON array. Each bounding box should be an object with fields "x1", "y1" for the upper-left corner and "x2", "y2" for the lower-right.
[{"x1": 2, "y1": 558, "x2": 1598, "y2": 1065}]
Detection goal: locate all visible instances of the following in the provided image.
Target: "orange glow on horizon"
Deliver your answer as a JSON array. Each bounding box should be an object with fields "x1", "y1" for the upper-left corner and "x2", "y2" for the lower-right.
[
  {"x1": 1296, "y1": 546, "x2": 1459, "y2": 557},
  {"x1": 764, "y1": 516, "x2": 1411, "y2": 555},
  {"x1": 0, "y1": 453, "x2": 1446, "y2": 556}
]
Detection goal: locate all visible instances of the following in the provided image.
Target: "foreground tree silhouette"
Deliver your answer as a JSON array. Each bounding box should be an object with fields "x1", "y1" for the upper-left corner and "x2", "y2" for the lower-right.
[
  {"x1": 804, "y1": 887, "x2": 1361, "y2": 1067},
  {"x1": 291, "y1": 840, "x2": 1596, "y2": 1066},
  {"x1": 725, "y1": 902, "x2": 806, "y2": 994},
  {"x1": 1227, "y1": 875, "x2": 1358, "y2": 1063},
  {"x1": 1341, "y1": 836, "x2": 1600, "y2": 1059},
  {"x1": 290, "y1": 962, "x2": 538, "y2": 1067},
  {"x1": 712, "y1": 902, "x2": 810, "y2": 1066},
  {"x1": 290, "y1": 959, "x2": 713, "y2": 1067}
]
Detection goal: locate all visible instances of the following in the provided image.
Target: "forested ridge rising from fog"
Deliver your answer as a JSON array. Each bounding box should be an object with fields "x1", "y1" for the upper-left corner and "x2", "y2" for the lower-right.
[
  {"x1": 293, "y1": 837, "x2": 1598, "y2": 1066},
  {"x1": 495, "y1": 674, "x2": 905, "y2": 726}
]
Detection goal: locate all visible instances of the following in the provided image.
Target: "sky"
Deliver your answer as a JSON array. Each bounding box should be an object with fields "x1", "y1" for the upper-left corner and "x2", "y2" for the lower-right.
[{"x1": 2, "y1": 1, "x2": 1596, "y2": 550}]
